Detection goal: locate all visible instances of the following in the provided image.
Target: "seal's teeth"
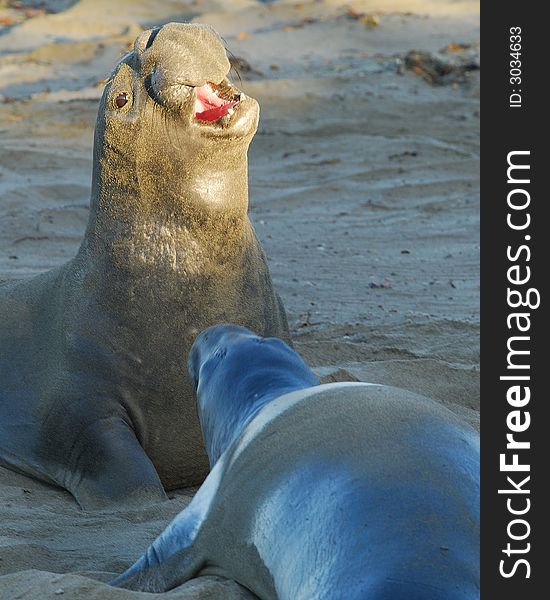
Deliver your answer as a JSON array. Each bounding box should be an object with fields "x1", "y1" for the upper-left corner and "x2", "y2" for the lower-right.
[{"x1": 227, "y1": 108, "x2": 234, "y2": 116}]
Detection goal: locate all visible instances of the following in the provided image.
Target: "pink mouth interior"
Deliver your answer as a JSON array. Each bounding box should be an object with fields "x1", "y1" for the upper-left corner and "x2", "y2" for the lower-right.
[{"x1": 194, "y1": 83, "x2": 238, "y2": 122}]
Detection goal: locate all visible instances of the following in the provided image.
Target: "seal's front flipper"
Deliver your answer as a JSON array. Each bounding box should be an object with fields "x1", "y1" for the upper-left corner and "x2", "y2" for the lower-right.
[
  {"x1": 110, "y1": 492, "x2": 209, "y2": 592},
  {"x1": 112, "y1": 458, "x2": 225, "y2": 591},
  {"x1": 111, "y1": 544, "x2": 205, "y2": 592},
  {"x1": 65, "y1": 416, "x2": 167, "y2": 510}
]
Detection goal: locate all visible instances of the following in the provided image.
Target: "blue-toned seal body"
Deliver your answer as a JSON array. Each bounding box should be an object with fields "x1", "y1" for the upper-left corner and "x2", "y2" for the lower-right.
[
  {"x1": 113, "y1": 325, "x2": 480, "y2": 599},
  {"x1": 188, "y1": 324, "x2": 319, "y2": 466}
]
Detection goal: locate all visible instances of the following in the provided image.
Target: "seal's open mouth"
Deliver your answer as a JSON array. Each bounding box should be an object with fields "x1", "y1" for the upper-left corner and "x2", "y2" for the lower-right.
[{"x1": 194, "y1": 81, "x2": 240, "y2": 122}]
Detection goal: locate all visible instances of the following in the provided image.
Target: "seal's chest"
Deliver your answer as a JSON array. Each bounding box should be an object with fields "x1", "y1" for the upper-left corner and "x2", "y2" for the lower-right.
[{"x1": 106, "y1": 221, "x2": 239, "y2": 278}]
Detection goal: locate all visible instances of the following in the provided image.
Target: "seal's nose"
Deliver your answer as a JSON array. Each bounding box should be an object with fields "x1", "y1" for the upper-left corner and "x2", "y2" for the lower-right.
[
  {"x1": 137, "y1": 22, "x2": 231, "y2": 88},
  {"x1": 145, "y1": 27, "x2": 161, "y2": 50},
  {"x1": 134, "y1": 27, "x2": 159, "y2": 54}
]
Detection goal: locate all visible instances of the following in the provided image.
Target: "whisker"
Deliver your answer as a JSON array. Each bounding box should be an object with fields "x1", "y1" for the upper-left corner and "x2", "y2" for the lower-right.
[{"x1": 225, "y1": 47, "x2": 243, "y2": 86}]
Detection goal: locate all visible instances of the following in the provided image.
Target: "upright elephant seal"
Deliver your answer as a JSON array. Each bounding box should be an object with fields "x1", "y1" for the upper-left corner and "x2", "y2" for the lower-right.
[
  {"x1": 0, "y1": 23, "x2": 289, "y2": 509},
  {"x1": 112, "y1": 325, "x2": 480, "y2": 599}
]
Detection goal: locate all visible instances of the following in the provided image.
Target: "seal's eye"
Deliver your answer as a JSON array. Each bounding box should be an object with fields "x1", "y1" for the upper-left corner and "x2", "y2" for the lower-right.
[{"x1": 115, "y1": 92, "x2": 130, "y2": 108}]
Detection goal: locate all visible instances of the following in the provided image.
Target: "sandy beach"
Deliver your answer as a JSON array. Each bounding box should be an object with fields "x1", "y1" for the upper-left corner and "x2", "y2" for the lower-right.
[{"x1": 0, "y1": 0, "x2": 479, "y2": 597}]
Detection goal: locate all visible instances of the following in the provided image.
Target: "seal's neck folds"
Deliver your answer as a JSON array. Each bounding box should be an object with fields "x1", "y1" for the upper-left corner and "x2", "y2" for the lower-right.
[{"x1": 88, "y1": 119, "x2": 251, "y2": 230}]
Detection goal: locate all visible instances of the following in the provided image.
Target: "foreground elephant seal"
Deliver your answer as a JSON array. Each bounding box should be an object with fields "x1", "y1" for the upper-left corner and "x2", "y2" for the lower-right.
[
  {"x1": 112, "y1": 325, "x2": 480, "y2": 599},
  {"x1": 0, "y1": 24, "x2": 289, "y2": 509}
]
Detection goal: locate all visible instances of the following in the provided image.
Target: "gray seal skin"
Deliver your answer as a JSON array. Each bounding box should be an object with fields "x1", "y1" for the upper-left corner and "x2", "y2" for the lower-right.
[
  {"x1": 0, "y1": 23, "x2": 289, "y2": 509},
  {"x1": 112, "y1": 325, "x2": 480, "y2": 599}
]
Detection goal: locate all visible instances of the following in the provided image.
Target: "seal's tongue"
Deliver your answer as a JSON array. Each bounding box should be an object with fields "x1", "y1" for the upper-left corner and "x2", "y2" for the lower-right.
[{"x1": 195, "y1": 83, "x2": 237, "y2": 122}]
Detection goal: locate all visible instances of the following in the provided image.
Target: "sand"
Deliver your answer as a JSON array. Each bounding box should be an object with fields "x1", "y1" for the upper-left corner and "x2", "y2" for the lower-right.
[{"x1": 0, "y1": 0, "x2": 479, "y2": 597}]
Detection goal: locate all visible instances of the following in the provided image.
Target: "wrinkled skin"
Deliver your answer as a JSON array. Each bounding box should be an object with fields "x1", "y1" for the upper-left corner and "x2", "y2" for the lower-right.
[
  {"x1": 112, "y1": 325, "x2": 480, "y2": 600},
  {"x1": 0, "y1": 23, "x2": 289, "y2": 509}
]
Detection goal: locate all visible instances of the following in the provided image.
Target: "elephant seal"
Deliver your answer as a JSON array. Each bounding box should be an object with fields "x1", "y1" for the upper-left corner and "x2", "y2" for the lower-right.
[
  {"x1": 0, "y1": 23, "x2": 289, "y2": 509},
  {"x1": 112, "y1": 325, "x2": 480, "y2": 599}
]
